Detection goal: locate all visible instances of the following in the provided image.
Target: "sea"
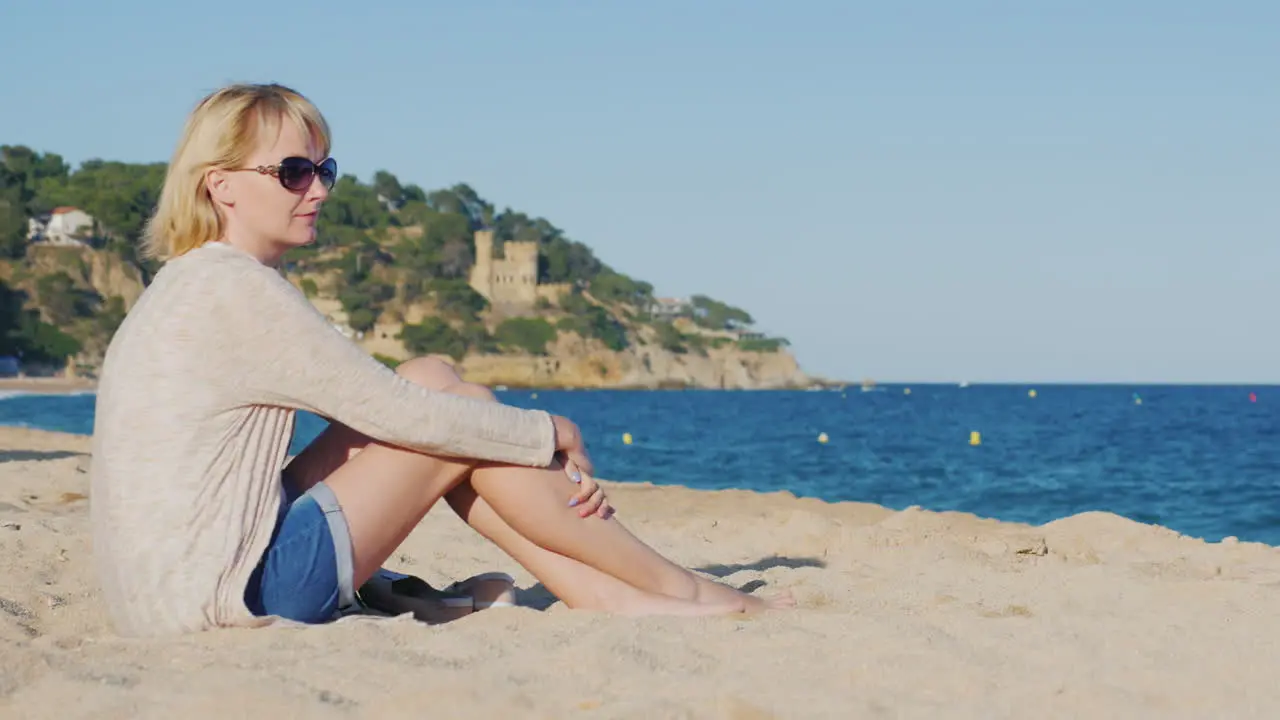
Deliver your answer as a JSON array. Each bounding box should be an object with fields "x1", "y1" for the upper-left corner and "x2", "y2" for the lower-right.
[{"x1": 2, "y1": 384, "x2": 1277, "y2": 546}]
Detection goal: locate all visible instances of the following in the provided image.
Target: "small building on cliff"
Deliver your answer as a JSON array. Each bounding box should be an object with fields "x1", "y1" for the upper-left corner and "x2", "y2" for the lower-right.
[
  {"x1": 467, "y1": 229, "x2": 571, "y2": 312},
  {"x1": 27, "y1": 207, "x2": 95, "y2": 246}
]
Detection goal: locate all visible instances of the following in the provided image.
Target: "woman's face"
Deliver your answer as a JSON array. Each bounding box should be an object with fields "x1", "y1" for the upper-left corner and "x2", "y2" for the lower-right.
[{"x1": 214, "y1": 119, "x2": 332, "y2": 260}]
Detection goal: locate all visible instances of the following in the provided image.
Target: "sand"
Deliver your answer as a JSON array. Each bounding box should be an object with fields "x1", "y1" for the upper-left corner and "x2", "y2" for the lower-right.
[{"x1": 1, "y1": 427, "x2": 1278, "y2": 719}]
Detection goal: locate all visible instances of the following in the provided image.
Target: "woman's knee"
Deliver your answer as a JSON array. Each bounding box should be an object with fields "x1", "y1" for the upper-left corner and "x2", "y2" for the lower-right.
[
  {"x1": 395, "y1": 356, "x2": 496, "y2": 402},
  {"x1": 394, "y1": 356, "x2": 460, "y2": 388}
]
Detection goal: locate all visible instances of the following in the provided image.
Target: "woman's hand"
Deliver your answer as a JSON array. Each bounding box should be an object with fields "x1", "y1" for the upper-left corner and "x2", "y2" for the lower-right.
[
  {"x1": 550, "y1": 415, "x2": 593, "y2": 477},
  {"x1": 551, "y1": 415, "x2": 613, "y2": 519},
  {"x1": 562, "y1": 459, "x2": 614, "y2": 519}
]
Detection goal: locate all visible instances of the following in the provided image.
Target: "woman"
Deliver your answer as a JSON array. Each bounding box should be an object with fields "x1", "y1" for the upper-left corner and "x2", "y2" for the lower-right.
[{"x1": 90, "y1": 83, "x2": 790, "y2": 638}]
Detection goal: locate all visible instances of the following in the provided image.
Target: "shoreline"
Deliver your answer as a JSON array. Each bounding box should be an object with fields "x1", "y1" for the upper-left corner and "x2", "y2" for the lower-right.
[
  {"x1": 0, "y1": 426, "x2": 1274, "y2": 547},
  {"x1": 0, "y1": 376, "x2": 98, "y2": 394},
  {"x1": 1, "y1": 426, "x2": 1273, "y2": 548}
]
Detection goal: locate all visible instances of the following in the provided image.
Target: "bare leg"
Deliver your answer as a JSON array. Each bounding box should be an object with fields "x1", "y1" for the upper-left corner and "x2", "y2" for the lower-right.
[
  {"x1": 287, "y1": 388, "x2": 742, "y2": 614},
  {"x1": 284, "y1": 424, "x2": 515, "y2": 609},
  {"x1": 401, "y1": 359, "x2": 787, "y2": 612},
  {"x1": 289, "y1": 357, "x2": 786, "y2": 614},
  {"x1": 446, "y1": 483, "x2": 745, "y2": 615}
]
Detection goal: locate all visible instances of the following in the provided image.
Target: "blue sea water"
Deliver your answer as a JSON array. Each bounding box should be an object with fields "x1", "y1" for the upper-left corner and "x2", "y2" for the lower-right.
[{"x1": 2, "y1": 385, "x2": 1277, "y2": 546}]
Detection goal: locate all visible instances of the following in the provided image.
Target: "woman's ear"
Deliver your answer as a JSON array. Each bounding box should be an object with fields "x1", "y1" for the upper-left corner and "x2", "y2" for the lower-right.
[{"x1": 206, "y1": 168, "x2": 234, "y2": 206}]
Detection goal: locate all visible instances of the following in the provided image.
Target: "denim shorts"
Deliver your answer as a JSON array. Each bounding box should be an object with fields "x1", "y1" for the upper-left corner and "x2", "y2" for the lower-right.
[{"x1": 243, "y1": 481, "x2": 356, "y2": 624}]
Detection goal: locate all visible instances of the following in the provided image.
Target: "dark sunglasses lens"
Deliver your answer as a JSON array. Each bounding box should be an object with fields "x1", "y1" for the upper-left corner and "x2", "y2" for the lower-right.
[
  {"x1": 317, "y1": 157, "x2": 337, "y2": 189},
  {"x1": 277, "y1": 157, "x2": 315, "y2": 191}
]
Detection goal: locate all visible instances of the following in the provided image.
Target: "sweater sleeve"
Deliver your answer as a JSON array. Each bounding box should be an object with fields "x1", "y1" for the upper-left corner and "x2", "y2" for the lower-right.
[{"x1": 211, "y1": 256, "x2": 556, "y2": 468}]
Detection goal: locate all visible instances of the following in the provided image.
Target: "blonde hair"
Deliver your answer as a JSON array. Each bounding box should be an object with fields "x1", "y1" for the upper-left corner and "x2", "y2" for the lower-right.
[{"x1": 141, "y1": 83, "x2": 332, "y2": 261}]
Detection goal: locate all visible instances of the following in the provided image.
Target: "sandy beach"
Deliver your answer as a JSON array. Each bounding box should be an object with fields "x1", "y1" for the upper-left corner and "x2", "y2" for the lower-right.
[{"x1": 1, "y1": 426, "x2": 1279, "y2": 719}]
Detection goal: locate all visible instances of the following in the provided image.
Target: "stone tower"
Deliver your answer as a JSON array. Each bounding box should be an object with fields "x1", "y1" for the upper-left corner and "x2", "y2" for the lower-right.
[
  {"x1": 468, "y1": 229, "x2": 496, "y2": 300},
  {"x1": 468, "y1": 230, "x2": 540, "y2": 308}
]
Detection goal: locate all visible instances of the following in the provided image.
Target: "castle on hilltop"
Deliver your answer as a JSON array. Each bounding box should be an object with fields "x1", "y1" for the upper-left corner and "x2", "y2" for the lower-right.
[{"x1": 468, "y1": 229, "x2": 571, "y2": 311}]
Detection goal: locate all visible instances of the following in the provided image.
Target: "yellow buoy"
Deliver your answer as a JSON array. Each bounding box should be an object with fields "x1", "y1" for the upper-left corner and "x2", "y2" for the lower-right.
[
  {"x1": 904, "y1": 388, "x2": 912, "y2": 395},
  {"x1": 969, "y1": 431, "x2": 981, "y2": 446},
  {"x1": 622, "y1": 432, "x2": 633, "y2": 445},
  {"x1": 1028, "y1": 389, "x2": 1037, "y2": 398},
  {"x1": 817, "y1": 432, "x2": 829, "y2": 444},
  {"x1": 530, "y1": 392, "x2": 538, "y2": 399}
]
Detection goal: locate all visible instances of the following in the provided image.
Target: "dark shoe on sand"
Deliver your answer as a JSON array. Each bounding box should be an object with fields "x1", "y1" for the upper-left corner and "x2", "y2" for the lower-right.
[{"x1": 355, "y1": 569, "x2": 515, "y2": 624}]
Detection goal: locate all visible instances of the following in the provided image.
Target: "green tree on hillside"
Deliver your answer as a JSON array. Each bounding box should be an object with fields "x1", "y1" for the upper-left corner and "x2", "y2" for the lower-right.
[
  {"x1": 394, "y1": 204, "x2": 473, "y2": 279},
  {"x1": 372, "y1": 170, "x2": 404, "y2": 208},
  {"x1": 426, "y1": 278, "x2": 487, "y2": 318},
  {"x1": 402, "y1": 184, "x2": 427, "y2": 204},
  {"x1": 0, "y1": 196, "x2": 25, "y2": 259},
  {"x1": 541, "y1": 237, "x2": 603, "y2": 284},
  {"x1": 318, "y1": 175, "x2": 389, "y2": 244},
  {"x1": 494, "y1": 317, "x2": 557, "y2": 355},
  {"x1": 35, "y1": 272, "x2": 99, "y2": 325},
  {"x1": 95, "y1": 295, "x2": 127, "y2": 337},
  {"x1": 1, "y1": 145, "x2": 71, "y2": 215},
  {"x1": 653, "y1": 321, "x2": 688, "y2": 354},
  {"x1": 426, "y1": 183, "x2": 488, "y2": 228},
  {"x1": 690, "y1": 294, "x2": 754, "y2": 330},
  {"x1": 557, "y1": 292, "x2": 629, "y2": 351},
  {"x1": 398, "y1": 317, "x2": 468, "y2": 361},
  {"x1": 589, "y1": 270, "x2": 653, "y2": 306},
  {"x1": 40, "y1": 159, "x2": 166, "y2": 240},
  {"x1": 0, "y1": 279, "x2": 80, "y2": 364},
  {"x1": 1, "y1": 146, "x2": 73, "y2": 258}
]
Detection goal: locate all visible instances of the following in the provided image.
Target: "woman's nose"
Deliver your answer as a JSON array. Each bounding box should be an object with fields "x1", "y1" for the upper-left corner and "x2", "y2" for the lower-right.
[{"x1": 307, "y1": 174, "x2": 330, "y2": 201}]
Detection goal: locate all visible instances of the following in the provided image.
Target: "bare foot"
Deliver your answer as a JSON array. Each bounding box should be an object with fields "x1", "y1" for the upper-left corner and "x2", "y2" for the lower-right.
[
  {"x1": 736, "y1": 588, "x2": 796, "y2": 614},
  {"x1": 687, "y1": 574, "x2": 795, "y2": 613},
  {"x1": 614, "y1": 594, "x2": 753, "y2": 617},
  {"x1": 561, "y1": 579, "x2": 792, "y2": 618},
  {"x1": 751, "y1": 588, "x2": 797, "y2": 612}
]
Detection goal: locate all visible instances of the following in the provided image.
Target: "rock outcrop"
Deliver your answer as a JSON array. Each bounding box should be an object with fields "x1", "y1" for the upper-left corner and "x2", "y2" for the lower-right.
[{"x1": 453, "y1": 331, "x2": 808, "y2": 390}]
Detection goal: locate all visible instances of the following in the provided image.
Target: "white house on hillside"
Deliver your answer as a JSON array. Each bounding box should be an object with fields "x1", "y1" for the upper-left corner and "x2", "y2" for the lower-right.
[
  {"x1": 649, "y1": 296, "x2": 691, "y2": 319},
  {"x1": 27, "y1": 206, "x2": 95, "y2": 246}
]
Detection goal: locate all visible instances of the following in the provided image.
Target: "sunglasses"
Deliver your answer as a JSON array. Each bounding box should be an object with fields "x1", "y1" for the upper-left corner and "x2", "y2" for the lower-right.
[{"x1": 241, "y1": 156, "x2": 337, "y2": 192}]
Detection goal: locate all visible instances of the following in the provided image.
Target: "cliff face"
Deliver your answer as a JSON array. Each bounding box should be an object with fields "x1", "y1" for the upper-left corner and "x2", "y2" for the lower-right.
[
  {"x1": 2, "y1": 245, "x2": 148, "y2": 363},
  {"x1": 85, "y1": 250, "x2": 147, "y2": 308},
  {"x1": 21, "y1": 246, "x2": 146, "y2": 308},
  {"x1": 405, "y1": 332, "x2": 808, "y2": 390}
]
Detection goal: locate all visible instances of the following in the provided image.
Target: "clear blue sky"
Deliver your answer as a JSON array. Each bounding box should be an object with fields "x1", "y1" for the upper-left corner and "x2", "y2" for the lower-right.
[{"x1": 2, "y1": 1, "x2": 1277, "y2": 383}]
